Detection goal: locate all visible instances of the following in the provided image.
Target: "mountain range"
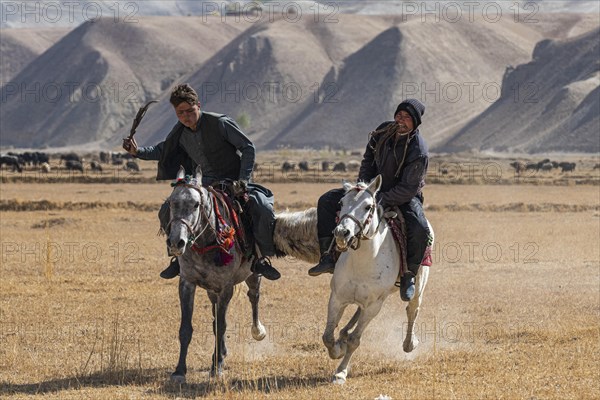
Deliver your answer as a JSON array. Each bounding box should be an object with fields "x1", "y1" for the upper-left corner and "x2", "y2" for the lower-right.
[{"x1": 0, "y1": 5, "x2": 598, "y2": 153}]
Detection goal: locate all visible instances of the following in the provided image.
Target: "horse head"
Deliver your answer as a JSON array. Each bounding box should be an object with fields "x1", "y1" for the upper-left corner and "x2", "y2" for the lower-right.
[
  {"x1": 334, "y1": 175, "x2": 382, "y2": 252},
  {"x1": 166, "y1": 166, "x2": 210, "y2": 257}
]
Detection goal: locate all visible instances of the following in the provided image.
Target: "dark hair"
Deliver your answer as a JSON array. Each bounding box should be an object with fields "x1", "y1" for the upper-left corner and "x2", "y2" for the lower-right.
[{"x1": 170, "y1": 83, "x2": 199, "y2": 107}]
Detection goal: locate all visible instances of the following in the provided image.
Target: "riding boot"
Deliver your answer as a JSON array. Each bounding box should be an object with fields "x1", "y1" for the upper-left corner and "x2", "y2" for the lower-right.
[
  {"x1": 160, "y1": 257, "x2": 180, "y2": 279},
  {"x1": 400, "y1": 264, "x2": 420, "y2": 301},
  {"x1": 251, "y1": 256, "x2": 281, "y2": 280},
  {"x1": 308, "y1": 237, "x2": 336, "y2": 276}
]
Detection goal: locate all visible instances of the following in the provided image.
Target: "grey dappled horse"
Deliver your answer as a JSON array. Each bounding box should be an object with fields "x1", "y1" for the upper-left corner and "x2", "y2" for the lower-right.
[
  {"x1": 166, "y1": 166, "x2": 268, "y2": 382},
  {"x1": 165, "y1": 166, "x2": 323, "y2": 383}
]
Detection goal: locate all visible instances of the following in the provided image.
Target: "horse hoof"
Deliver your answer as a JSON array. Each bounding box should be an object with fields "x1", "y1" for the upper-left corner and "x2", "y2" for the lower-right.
[
  {"x1": 332, "y1": 373, "x2": 346, "y2": 385},
  {"x1": 170, "y1": 373, "x2": 186, "y2": 384},
  {"x1": 403, "y1": 337, "x2": 419, "y2": 353},
  {"x1": 209, "y1": 368, "x2": 224, "y2": 379},
  {"x1": 252, "y1": 323, "x2": 267, "y2": 341}
]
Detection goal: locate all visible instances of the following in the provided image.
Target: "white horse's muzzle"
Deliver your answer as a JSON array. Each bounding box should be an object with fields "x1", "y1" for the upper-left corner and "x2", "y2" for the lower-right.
[{"x1": 334, "y1": 224, "x2": 355, "y2": 252}]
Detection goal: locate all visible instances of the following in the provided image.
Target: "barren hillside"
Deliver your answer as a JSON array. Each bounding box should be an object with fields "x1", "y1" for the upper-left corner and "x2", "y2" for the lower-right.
[
  {"x1": 0, "y1": 16, "x2": 251, "y2": 148},
  {"x1": 0, "y1": 28, "x2": 69, "y2": 83},
  {"x1": 119, "y1": 14, "x2": 547, "y2": 151},
  {"x1": 439, "y1": 28, "x2": 600, "y2": 154},
  {"x1": 1, "y1": 11, "x2": 598, "y2": 152}
]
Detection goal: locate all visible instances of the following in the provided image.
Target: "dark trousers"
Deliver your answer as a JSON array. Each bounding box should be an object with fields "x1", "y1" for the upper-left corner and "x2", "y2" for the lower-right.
[
  {"x1": 317, "y1": 189, "x2": 430, "y2": 270},
  {"x1": 159, "y1": 184, "x2": 276, "y2": 257}
]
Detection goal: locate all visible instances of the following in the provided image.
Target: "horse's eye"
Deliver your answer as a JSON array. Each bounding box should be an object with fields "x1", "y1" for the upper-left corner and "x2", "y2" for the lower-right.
[
  {"x1": 194, "y1": 202, "x2": 200, "y2": 209},
  {"x1": 365, "y1": 205, "x2": 372, "y2": 211}
]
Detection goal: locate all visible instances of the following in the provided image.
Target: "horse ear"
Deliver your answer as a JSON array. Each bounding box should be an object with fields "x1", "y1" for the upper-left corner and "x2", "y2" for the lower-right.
[
  {"x1": 195, "y1": 165, "x2": 203, "y2": 181},
  {"x1": 342, "y1": 180, "x2": 353, "y2": 192},
  {"x1": 177, "y1": 166, "x2": 185, "y2": 180},
  {"x1": 369, "y1": 174, "x2": 382, "y2": 193}
]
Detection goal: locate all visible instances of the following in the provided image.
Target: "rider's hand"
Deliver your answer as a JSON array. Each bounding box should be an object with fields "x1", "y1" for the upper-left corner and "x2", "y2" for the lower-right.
[
  {"x1": 122, "y1": 137, "x2": 138, "y2": 156},
  {"x1": 233, "y1": 179, "x2": 248, "y2": 196}
]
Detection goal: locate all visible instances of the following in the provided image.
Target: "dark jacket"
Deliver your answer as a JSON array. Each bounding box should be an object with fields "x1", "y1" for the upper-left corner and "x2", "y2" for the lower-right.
[
  {"x1": 358, "y1": 121, "x2": 428, "y2": 207},
  {"x1": 136, "y1": 112, "x2": 254, "y2": 181}
]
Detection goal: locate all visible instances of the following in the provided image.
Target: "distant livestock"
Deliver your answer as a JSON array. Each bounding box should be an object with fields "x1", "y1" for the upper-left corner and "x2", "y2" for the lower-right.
[
  {"x1": 125, "y1": 161, "x2": 140, "y2": 172},
  {"x1": 0, "y1": 155, "x2": 23, "y2": 172},
  {"x1": 298, "y1": 161, "x2": 310, "y2": 171},
  {"x1": 99, "y1": 151, "x2": 110, "y2": 164},
  {"x1": 558, "y1": 162, "x2": 576, "y2": 173},
  {"x1": 540, "y1": 162, "x2": 554, "y2": 172},
  {"x1": 281, "y1": 161, "x2": 296, "y2": 172},
  {"x1": 60, "y1": 152, "x2": 81, "y2": 163},
  {"x1": 9, "y1": 151, "x2": 49, "y2": 166},
  {"x1": 65, "y1": 160, "x2": 84, "y2": 173},
  {"x1": 90, "y1": 161, "x2": 103, "y2": 172},
  {"x1": 510, "y1": 161, "x2": 526, "y2": 175},
  {"x1": 332, "y1": 162, "x2": 346, "y2": 172},
  {"x1": 40, "y1": 162, "x2": 51, "y2": 173}
]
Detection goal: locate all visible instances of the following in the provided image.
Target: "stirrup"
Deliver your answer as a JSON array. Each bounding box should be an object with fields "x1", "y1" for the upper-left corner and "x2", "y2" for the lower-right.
[
  {"x1": 252, "y1": 256, "x2": 281, "y2": 281},
  {"x1": 308, "y1": 253, "x2": 335, "y2": 276},
  {"x1": 160, "y1": 257, "x2": 180, "y2": 280}
]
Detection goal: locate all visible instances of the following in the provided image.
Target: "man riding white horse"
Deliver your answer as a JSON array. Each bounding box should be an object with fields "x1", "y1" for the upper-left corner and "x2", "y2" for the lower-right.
[
  {"x1": 309, "y1": 98, "x2": 432, "y2": 301},
  {"x1": 123, "y1": 83, "x2": 281, "y2": 280}
]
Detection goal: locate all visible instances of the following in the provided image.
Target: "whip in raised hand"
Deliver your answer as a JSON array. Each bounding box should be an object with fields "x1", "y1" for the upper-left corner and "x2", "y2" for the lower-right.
[{"x1": 122, "y1": 100, "x2": 158, "y2": 155}]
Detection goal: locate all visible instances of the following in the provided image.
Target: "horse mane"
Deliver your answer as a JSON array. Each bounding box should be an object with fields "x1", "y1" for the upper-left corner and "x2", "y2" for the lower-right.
[{"x1": 274, "y1": 207, "x2": 320, "y2": 263}]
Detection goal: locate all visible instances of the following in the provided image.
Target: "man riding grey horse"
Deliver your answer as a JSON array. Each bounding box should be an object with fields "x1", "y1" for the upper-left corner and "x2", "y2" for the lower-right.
[
  {"x1": 123, "y1": 83, "x2": 280, "y2": 280},
  {"x1": 309, "y1": 99, "x2": 432, "y2": 301}
]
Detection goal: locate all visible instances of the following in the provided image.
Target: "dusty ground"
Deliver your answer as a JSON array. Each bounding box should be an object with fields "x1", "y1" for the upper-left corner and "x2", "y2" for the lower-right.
[{"x1": 0, "y1": 160, "x2": 599, "y2": 399}]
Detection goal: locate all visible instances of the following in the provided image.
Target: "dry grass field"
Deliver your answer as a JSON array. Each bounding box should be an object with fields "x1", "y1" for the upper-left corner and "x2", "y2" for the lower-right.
[{"x1": 1, "y1": 156, "x2": 599, "y2": 399}]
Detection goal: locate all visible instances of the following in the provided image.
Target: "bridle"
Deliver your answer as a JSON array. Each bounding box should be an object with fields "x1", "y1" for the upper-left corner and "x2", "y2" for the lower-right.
[
  {"x1": 336, "y1": 187, "x2": 380, "y2": 251},
  {"x1": 166, "y1": 183, "x2": 215, "y2": 247}
]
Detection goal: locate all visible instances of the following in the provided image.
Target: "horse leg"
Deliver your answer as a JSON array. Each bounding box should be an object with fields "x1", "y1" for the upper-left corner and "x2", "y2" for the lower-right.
[
  {"x1": 323, "y1": 294, "x2": 348, "y2": 360},
  {"x1": 339, "y1": 308, "x2": 361, "y2": 343},
  {"x1": 333, "y1": 299, "x2": 384, "y2": 385},
  {"x1": 171, "y1": 279, "x2": 196, "y2": 384},
  {"x1": 245, "y1": 273, "x2": 266, "y2": 341},
  {"x1": 208, "y1": 287, "x2": 233, "y2": 377},
  {"x1": 404, "y1": 265, "x2": 430, "y2": 353}
]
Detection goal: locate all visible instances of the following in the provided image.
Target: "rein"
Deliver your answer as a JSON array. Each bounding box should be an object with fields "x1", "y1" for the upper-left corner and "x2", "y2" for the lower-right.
[
  {"x1": 166, "y1": 183, "x2": 214, "y2": 247},
  {"x1": 337, "y1": 186, "x2": 381, "y2": 250},
  {"x1": 190, "y1": 187, "x2": 237, "y2": 257},
  {"x1": 167, "y1": 180, "x2": 237, "y2": 264}
]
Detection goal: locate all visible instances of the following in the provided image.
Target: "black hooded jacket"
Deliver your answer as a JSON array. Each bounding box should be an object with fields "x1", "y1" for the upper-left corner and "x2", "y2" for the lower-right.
[{"x1": 358, "y1": 122, "x2": 428, "y2": 207}]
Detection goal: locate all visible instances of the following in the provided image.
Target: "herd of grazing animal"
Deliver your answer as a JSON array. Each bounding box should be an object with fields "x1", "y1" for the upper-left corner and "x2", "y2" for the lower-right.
[
  {"x1": 280, "y1": 160, "x2": 361, "y2": 173},
  {"x1": 0, "y1": 151, "x2": 140, "y2": 174},
  {"x1": 0, "y1": 152, "x2": 586, "y2": 177},
  {"x1": 510, "y1": 159, "x2": 577, "y2": 174}
]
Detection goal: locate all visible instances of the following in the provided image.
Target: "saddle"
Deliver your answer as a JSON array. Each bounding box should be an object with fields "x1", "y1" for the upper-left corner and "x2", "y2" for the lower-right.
[
  {"x1": 383, "y1": 206, "x2": 433, "y2": 286},
  {"x1": 382, "y1": 207, "x2": 409, "y2": 284},
  {"x1": 210, "y1": 180, "x2": 254, "y2": 258},
  {"x1": 208, "y1": 179, "x2": 255, "y2": 259}
]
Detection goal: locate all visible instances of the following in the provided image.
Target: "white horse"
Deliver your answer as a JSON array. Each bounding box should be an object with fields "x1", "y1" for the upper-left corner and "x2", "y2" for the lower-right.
[{"x1": 322, "y1": 175, "x2": 434, "y2": 384}]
